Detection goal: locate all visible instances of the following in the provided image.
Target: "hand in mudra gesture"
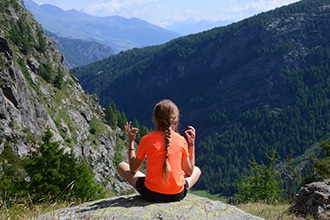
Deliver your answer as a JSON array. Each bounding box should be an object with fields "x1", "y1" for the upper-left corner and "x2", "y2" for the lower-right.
[
  {"x1": 185, "y1": 126, "x2": 196, "y2": 145},
  {"x1": 125, "y1": 121, "x2": 139, "y2": 142}
]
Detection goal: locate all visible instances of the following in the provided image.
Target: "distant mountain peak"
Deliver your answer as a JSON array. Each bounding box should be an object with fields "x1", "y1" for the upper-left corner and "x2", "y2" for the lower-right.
[{"x1": 24, "y1": 0, "x2": 180, "y2": 53}]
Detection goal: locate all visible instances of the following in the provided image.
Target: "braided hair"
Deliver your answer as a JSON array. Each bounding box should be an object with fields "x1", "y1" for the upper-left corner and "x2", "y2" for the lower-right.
[{"x1": 152, "y1": 99, "x2": 179, "y2": 183}]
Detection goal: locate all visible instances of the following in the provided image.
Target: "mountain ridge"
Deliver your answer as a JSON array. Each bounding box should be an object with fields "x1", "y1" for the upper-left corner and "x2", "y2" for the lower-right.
[
  {"x1": 24, "y1": 0, "x2": 180, "y2": 52},
  {"x1": 167, "y1": 19, "x2": 233, "y2": 35}
]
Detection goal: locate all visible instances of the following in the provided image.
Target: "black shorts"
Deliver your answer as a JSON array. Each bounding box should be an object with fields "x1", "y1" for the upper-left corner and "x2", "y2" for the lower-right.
[{"x1": 135, "y1": 177, "x2": 189, "y2": 202}]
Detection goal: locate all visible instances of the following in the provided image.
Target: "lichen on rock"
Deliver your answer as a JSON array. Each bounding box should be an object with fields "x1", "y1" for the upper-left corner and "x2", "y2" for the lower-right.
[{"x1": 37, "y1": 193, "x2": 263, "y2": 220}]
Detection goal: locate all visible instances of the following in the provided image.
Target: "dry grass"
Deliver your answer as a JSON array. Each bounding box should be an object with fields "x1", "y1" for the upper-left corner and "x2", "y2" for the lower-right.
[
  {"x1": 236, "y1": 202, "x2": 313, "y2": 220},
  {"x1": 0, "y1": 201, "x2": 73, "y2": 220}
]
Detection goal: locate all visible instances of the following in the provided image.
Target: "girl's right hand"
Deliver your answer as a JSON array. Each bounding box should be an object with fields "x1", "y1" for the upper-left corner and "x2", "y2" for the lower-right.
[
  {"x1": 125, "y1": 122, "x2": 139, "y2": 142},
  {"x1": 185, "y1": 126, "x2": 196, "y2": 145}
]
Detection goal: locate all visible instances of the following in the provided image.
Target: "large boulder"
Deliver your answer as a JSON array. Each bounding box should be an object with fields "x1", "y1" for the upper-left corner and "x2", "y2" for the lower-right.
[
  {"x1": 37, "y1": 193, "x2": 263, "y2": 219},
  {"x1": 290, "y1": 181, "x2": 330, "y2": 219}
]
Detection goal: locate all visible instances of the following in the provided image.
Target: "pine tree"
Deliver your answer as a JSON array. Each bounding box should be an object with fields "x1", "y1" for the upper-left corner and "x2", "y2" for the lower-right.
[
  {"x1": 0, "y1": 142, "x2": 26, "y2": 204},
  {"x1": 24, "y1": 129, "x2": 108, "y2": 203},
  {"x1": 105, "y1": 101, "x2": 118, "y2": 126},
  {"x1": 310, "y1": 140, "x2": 330, "y2": 180},
  {"x1": 235, "y1": 149, "x2": 282, "y2": 204}
]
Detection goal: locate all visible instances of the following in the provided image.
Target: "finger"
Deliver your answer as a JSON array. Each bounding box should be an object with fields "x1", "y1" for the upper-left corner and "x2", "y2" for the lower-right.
[
  {"x1": 131, "y1": 128, "x2": 139, "y2": 135},
  {"x1": 186, "y1": 130, "x2": 195, "y2": 140},
  {"x1": 185, "y1": 131, "x2": 193, "y2": 141},
  {"x1": 125, "y1": 122, "x2": 130, "y2": 132},
  {"x1": 186, "y1": 129, "x2": 195, "y2": 136}
]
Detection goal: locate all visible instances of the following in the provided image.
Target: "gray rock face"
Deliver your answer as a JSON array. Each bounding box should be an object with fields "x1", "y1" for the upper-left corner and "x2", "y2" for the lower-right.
[
  {"x1": 37, "y1": 193, "x2": 264, "y2": 220},
  {"x1": 0, "y1": 36, "x2": 44, "y2": 155}
]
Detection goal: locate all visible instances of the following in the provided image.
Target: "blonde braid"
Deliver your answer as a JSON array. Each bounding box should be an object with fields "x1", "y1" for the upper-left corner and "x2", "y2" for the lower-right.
[
  {"x1": 152, "y1": 99, "x2": 179, "y2": 184},
  {"x1": 162, "y1": 126, "x2": 172, "y2": 183}
]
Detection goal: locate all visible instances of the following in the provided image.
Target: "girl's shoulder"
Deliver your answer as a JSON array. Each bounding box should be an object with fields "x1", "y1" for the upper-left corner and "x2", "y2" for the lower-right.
[
  {"x1": 143, "y1": 130, "x2": 184, "y2": 140},
  {"x1": 171, "y1": 131, "x2": 186, "y2": 140},
  {"x1": 142, "y1": 131, "x2": 162, "y2": 140}
]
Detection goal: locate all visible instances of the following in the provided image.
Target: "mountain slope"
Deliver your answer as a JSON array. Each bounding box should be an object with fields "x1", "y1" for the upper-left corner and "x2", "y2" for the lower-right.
[
  {"x1": 71, "y1": 0, "x2": 330, "y2": 195},
  {"x1": 24, "y1": 0, "x2": 180, "y2": 52},
  {"x1": 46, "y1": 31, "x2": 115, "y2": 69},
  {"x1": 0, "y1": 0, "x2": 129, "y2": 194}
]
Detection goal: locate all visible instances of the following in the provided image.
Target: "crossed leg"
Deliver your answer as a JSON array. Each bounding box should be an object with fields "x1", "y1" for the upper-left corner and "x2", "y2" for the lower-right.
[
  {"x1": 117, "y1": 162, "x2": 145, "y2": 188},
  {"x1": 185, "y1": 166, "x2": 202, "y2": 189},
  {"x1": 117, "y1": 162, "x2": 201, "y2": 190}
]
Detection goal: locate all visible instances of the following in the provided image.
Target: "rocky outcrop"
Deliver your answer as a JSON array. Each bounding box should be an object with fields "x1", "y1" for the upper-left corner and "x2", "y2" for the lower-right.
[
  {"x1": 37, "y1": 193, "x2": 264, "y2": 220},
  {"x1": 290, "y1": 181, "x2": 330, "y2": 219},
  {"x1": 0, "y1": 36, "x2": 46, "y2": 156}
]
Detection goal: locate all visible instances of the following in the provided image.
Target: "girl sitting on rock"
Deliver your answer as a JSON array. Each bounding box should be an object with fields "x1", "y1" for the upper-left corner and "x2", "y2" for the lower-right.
[{"x1": 117, "y1": 99, "x2": 201, "y2": 202}]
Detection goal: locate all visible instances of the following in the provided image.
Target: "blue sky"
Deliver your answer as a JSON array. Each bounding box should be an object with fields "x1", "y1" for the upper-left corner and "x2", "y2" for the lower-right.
[{"x1": 32, "y1": 0, "x2": 300, "y2": 27}]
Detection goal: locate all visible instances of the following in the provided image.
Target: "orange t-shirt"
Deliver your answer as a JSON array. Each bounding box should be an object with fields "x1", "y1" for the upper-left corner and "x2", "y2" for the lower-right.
[{"x1": 136, "y1": 130, "x2": 189, "y2": 194}]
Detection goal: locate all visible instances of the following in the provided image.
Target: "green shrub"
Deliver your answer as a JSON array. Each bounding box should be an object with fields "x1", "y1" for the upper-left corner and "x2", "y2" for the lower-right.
[
  {"x1": 24, "y1": 128, "x2": 108, "y2": 203},
  {"x1": 235, "y1": 149, "x2": 282, "y2": 204}
]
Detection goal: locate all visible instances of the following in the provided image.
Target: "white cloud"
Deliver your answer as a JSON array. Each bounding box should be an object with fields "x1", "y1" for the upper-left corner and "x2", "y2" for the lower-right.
[
  {"x1": 85, "y1": 0, "x2": 156, "y2": 15},
  {"x1": 247, "y1": 0, "x2": 298, "y2": 11},
  {"x1": 207, "y1": 0, "x2": 299, "y2": 22},
  {"x1": 153, "y1": 0, "x2": 299, "y2": 26}
]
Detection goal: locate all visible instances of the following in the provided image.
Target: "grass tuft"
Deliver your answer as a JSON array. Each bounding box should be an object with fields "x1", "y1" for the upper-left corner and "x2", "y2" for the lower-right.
[
  {"x1": 0, "y1": 200, "x2": 71, "y2": 219},
  {"x1": 236, "y1": 202, "x2": 309, "y2": 220}
]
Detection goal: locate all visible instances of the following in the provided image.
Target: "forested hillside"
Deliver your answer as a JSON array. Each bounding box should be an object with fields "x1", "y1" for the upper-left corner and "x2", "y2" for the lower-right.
[{"x1": 71, "y1": 0, "x2": 330, "y2": 196}]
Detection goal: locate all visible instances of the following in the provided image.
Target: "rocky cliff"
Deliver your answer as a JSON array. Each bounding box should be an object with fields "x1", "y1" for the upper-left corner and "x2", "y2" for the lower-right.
[{"x1": 0, "y1": 0, "x2": 128, "y2": 193}]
